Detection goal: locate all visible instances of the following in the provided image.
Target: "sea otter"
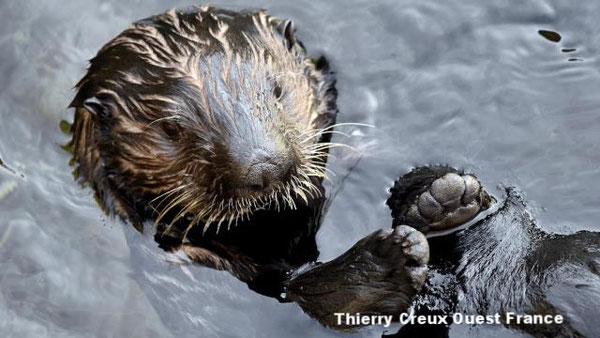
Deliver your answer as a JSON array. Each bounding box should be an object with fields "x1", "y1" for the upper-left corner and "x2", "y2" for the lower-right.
[
  {"x1": 66, "y1": 6, "x2": 450, "y2": 329},
  {"x1": 385, "y1": 166, "x2": 600, "y2": 338},
  {"x1": 66, "y1": 5, "x2": 597, "y2": 335}
]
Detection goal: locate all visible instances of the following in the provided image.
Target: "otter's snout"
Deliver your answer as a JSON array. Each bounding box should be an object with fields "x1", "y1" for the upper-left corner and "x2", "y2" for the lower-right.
[
  {"x1": 244, "y1": 149, "x2": 292, "y2": 191},
  {"x1": 223, "y1": 145, "x2": 295, "y2": 196}
]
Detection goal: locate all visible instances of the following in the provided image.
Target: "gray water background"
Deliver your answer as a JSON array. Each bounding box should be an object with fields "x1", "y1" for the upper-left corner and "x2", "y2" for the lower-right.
[{"x1": 0, "y1": 0, "x2": 599, "y2": 337}]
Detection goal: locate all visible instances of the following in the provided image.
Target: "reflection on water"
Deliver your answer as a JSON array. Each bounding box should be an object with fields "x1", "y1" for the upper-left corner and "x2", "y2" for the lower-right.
[{"x1": 1, "y1": 0, "x2": 599, "y2": 337}]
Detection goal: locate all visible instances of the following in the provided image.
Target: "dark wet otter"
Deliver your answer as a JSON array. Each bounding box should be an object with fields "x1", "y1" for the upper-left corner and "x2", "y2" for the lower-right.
[
  {"x1": 67, "y1": 6, "x2": 432, "y2": 330},
  {"x1": 386, "y1": 166, "x2": 600, "y2": 338},
  {"x1": 67, "y1": 6, "x2": 598, "y2": 335}
]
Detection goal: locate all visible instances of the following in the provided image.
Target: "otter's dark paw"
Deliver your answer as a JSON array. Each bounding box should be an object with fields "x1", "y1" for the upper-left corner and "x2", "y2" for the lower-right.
[
  {"x1": 388, "y1": 167, "x2": 494, "y2": 233},
  {"x1": 286, "y1": 226, "x2": 429, "y2": 329},
  {"x1": 372, "y1": 226, "x2": 429, "y2": 288}
]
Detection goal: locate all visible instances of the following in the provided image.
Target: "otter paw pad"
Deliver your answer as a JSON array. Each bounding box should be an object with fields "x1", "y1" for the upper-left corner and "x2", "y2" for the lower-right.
[{"x1": 406, "y1": 173, "x2": 492, "y2": 232}]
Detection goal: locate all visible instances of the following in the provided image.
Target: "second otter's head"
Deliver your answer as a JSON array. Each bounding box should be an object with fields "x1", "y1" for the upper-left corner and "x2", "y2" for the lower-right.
[{"x1": 69, "y1": 8, "x2": 337, "y2": 232}]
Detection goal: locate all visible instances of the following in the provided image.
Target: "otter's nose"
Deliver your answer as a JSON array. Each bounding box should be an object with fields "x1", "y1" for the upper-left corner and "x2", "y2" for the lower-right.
[{"x1": 245, "y1": 149, "x2": 291, "y2": 191}]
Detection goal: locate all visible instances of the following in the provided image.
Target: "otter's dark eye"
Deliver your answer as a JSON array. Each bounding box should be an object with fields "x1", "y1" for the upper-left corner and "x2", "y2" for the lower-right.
[
  {"x1": 273, "y1": 83, "x2": 283, "y2": 99},
  {"x1": 161, "y1": 121, "x2": 183, "y2": 140}
]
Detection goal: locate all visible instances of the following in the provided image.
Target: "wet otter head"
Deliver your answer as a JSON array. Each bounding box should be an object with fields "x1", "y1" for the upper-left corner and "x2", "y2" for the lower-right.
[{"x1": 68, "y1": 7, "x2": 337, "y2": 232}]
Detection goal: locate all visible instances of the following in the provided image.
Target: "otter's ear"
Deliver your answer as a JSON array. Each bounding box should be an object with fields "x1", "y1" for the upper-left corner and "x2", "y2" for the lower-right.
[
  {"x1": 277, "y1": 19, "x2": 297, "y2": 50},
  {"x1": 82, "y1": 97, "x2": 108, "y2": 117}
]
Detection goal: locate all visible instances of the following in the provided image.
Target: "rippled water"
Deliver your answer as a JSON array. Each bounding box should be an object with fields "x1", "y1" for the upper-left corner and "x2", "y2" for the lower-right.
[{"x1": 1, "y1": 0, "x2": 599, "y2": 337}]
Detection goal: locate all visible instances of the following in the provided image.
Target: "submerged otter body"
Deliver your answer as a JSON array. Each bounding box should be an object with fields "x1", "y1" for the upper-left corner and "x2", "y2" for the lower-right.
[{"x1": 386, "y1": 167, "x2": 600, "y2": 338}]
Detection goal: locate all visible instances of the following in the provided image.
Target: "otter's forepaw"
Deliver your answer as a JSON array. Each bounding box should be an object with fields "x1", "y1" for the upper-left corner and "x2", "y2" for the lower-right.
[
  {"x1": 389, "y1": 167, "x2": 494, "y2": 233},
  {"x1": 373, "y1": 226, "x2": 429, "y2": 288},
  {"x1": 286, "y1": 226, "x2": 429, "y2": 329}
]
